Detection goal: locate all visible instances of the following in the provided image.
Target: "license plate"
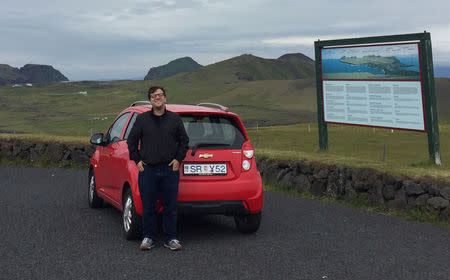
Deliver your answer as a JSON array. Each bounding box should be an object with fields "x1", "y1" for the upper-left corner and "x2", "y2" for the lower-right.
[{"x1": 183, "y1": 164, "x2": 227, "y2": 176}]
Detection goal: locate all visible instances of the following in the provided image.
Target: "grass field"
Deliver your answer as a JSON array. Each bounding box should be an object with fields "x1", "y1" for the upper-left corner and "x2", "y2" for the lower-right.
[
  {"x1": 1, "y1": 75, "x2": 448, "y2": 136},
  {"x1": 1, "y1": 121, "x2": 448, "y2": 181},
  {"x1": 0, "y1": 78, "x2": 318, "y2": 135},
  {"x1": 0, "y1": 70, "x2": 449, "y2": 181},
  {"x1": 247, "y1": 122, "x2": 450, "y2": 180}
]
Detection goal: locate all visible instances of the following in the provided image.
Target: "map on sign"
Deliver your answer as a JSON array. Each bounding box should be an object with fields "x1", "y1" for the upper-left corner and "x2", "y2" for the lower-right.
[
  {"x1": 322, "y1": 44, "x2": 420, "y2": 80},
  {"x1": 320, "y1": 42, "x2": 425, "y2": 131}
]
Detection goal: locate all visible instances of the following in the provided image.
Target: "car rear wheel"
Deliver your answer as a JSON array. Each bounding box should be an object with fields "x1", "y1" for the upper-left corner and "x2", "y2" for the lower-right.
[
  {"x1": 234, "y1": 212, "x2": 261, "y2": 233},
  {"x1": 88, "y1": 170, "x2": 103, "y2": 208},
  {"x1": 122, "y1": 188, "x2": 141, "y2": 240}
]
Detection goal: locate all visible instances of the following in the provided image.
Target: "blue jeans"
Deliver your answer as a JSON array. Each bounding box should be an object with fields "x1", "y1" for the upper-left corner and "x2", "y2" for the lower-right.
[{"x1": 138, "y1": 165, "x2": 179, "y2": 241}]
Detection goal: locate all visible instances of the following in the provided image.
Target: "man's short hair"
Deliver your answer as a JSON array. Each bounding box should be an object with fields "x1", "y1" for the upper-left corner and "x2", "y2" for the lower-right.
[{"x1": 148, "y1": 86, "x2": 166, "y2": 99}]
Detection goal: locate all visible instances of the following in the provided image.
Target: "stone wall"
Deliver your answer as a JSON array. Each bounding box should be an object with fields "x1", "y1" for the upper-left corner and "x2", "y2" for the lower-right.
[
  {"x1": 0, "y1": 138, "x2": 95, "y2": 167},
  {"x1": 256, "y1": 158, "x2": 450, "y2": 220},
  {"x1": 1, "y1": 138, "x2": 449, "y2": 220}
]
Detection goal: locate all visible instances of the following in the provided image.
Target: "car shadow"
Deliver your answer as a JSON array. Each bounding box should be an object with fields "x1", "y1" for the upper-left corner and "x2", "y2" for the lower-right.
[{"x1": 97, "y1": 206, "x2": 248, "y2": 241}]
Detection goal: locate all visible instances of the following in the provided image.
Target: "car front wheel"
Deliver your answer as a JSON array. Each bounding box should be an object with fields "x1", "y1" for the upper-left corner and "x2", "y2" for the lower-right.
[
  {"x1": 88, "y1": 170, "x2": 103, "y2": 208},
  {"x1": 234, "y1": 212, "x2": 261, "y2": 233},
  {"x1": 122, "y1": 188, "x2": 142, "y2": 240}
]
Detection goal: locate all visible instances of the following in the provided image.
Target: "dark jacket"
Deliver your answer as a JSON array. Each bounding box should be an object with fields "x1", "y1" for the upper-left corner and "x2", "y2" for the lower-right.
[{"x1": 127, "y1": 109, "x2": 189, "y2": 166}]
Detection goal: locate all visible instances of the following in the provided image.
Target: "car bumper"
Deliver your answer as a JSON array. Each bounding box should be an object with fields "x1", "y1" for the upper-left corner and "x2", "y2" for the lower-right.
[
  {"x1": 177, "y1": 200, "x2": 251, "y2": 215},
  {"x1": 177, "y1": 171, "x2": 263, "y2": 214}
]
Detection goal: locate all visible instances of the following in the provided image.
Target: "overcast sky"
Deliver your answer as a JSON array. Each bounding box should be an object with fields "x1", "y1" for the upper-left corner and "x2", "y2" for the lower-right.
[{"x1": 1, "y1": 0, "x2": 449, "y2": 80}]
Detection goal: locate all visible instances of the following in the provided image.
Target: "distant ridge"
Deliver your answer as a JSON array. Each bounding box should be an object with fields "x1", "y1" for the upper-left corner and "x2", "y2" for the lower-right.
[
  {"x1": 277, "y1": 53, "x2": 314, "y2": 63},
  {"x1": 165, "y1": 53, "x2": 315, "y2": 84},
  {"x1": 0, "y1": 64, "x2": 68, "y2": 85},
  {"x1": 19, "y1": 64, "x2": 68, "y2": 83},
  {"x1": 0, "y1": 64, "x2": 26, "y2": 85},
  {"x1": 144, "y1": 57, "x2": 202, "y2": 80}
]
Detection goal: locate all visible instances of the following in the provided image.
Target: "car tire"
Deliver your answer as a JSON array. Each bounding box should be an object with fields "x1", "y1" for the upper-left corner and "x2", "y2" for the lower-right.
[
  {"x1": 88, "y1": 170, "x2": 103, "y2": 208},
  {"x1": 122, "y1": 188, "x2": 142, "y2": 240},
  {"x1": 234, "y1": 212, "x2": 261, "y2": 233}
]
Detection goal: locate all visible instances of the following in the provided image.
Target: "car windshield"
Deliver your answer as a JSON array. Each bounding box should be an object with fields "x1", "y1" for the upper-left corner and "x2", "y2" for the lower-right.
[{"x1": 180, "y1": 114, "x2": 245, "y2": 149}]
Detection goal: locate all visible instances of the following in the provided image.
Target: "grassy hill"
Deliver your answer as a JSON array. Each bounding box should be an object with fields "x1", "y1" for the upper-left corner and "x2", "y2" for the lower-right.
[
  {"x1": 0, "y1": 64, "x2": 27, "y2": 85},
  {"x1": 144, "y1": 57, "x2": 202, "y2": 80},
  {"x1": 0, "y1": 53, "x2": 449, "y2": 138},
  {"x1": 0, "y1": 64, "x2": 68, "y2": 85}
]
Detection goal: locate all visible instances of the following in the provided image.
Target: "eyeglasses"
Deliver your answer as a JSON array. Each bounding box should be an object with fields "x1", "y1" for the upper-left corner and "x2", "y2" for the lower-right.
[{"x1": 150, "y1": 93, "x2": 165, "y2": 99}]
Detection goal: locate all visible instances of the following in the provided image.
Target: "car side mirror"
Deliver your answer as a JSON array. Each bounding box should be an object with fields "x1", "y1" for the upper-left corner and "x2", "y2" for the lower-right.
[{"x1": 90, "y1": 133, "x2": 104, "y2": 146}]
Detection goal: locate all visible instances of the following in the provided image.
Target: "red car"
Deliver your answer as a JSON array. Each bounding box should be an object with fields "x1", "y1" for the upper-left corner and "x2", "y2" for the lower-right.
[{"x1": 88, "y1": 102, "x2": 263, "y2": 239}]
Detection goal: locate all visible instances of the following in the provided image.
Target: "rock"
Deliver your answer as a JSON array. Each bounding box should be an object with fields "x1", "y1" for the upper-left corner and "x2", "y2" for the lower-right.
[
  {"x1": 407, "y1": 196, "x2": 417, "y2": 207},
  {"x1": 62, "y1": 151, "x2": 71, "y2": 161},
  {"x1": 35, "y1": 143, "x2": 46, "y2": 154},
  {"x1": 46, "y1": 143, "x2": 65, "y2": 162},
  {"x1": 440, "y1": 187, "x2": 450, "y2": 200},
  {"x1": 415, "y1": 194, "x2": 431, "y2": 207},
  {"x1": 403, "y1": 180, "x2": 424, "y2": 196},
  {"x1": 276, "y1": 162, "x2": 290, "y2": 169},
  {"x1": 293, "y1": 174, "x2": 311, "y2": 194},
  {"x1": 276, "y1": 168, "x2": 290, "y2": 182},
  {"x1": 18, "y1": 141, "x2": 35, "y2": 159},
  {"x1": 382, "y1": 185, "x2": 396, "y2": 200},
  {"x1": 29, "y1": 150, "x2": 41, "y2": 162},
  {"x1": 278, "y1": 170, "x2": 294, "y2": 189},
  {"x1": 353, "y1": 167, "x2": 379, "y2": 191},
  {"x1": 344, "y1": 182, "x2": 357, "y2": 202},
  {"x1": 382, "y1": 173, "x2": 397, "y2": 186},
  {"x1": 344, "y1": 167, "x2": 352, "y2": 180},
  {"x1": 293, "y1": 161, "x2": 312, "y2": 175},
  {"x1": 326, "y1": 171, "x2": 341, "y2": 199},
  {"x1": 427, "y1": 197, "x2": 449, "y2": 210},
  {"x1": 0, "y1": 141, "x2": 10, "y2": 157},
  {"x1": 388, "y1": 189, "x2": 407, "y2": 209},
  {"x1": 367, "y1": 180, "x2": 384, "y2": 206},
  {"x1": 418, "y1": 181, "x2": 432, "y2": 193},
  {"x1": 12, "y1": 141, "x2": 22, "y2": 158},
  {"x1": 256, "y1": 159, "x2": 267, "y2": 176},
  {"x1": 71, "y1": 149, "x2": 90, "y2": 164},
  {"x1": 310, "y1": 180, "x2": 327, "y2": 196},
  {"x1": 261, "y1": 164, "x2": 279, "y2": 185},
  {"x1": 357, "y1": 192, "x2": 371, "y2": 202},
  {"x1": 429, "y1": 184, "x2": 443, "y2": 196},
  {"x1": 313, "y1": 168, "x2": 329, "y2": 180},
  {"x1": 440, "y1": 206, "x2": 450, "y2": 221}
]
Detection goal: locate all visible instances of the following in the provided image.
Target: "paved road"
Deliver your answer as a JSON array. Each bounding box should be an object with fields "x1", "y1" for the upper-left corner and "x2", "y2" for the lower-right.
[{"x1": 1, "y1": 166, "x2": 449, "y2": 280}]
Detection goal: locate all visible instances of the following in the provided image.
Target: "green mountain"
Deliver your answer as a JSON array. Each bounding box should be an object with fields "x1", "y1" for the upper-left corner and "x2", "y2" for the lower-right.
[
  {"x1": 168, "y1": 53, "x2": 314, "y2": 84},
  {"x1": 0, "y1": 64, "x2": 68, "y2": 85},
  {"x1": 3, "y1": 52, "x2": 449, "y2": 137},
  {"x1": 0, "y1": 64, "x2": 27, "y2": 85},
  {"x1": 144, "y1": 57, "x2": 202, "y2": 80},
  {"x1": 19, "y1": 64, "x2": 68, "y2": 83}
]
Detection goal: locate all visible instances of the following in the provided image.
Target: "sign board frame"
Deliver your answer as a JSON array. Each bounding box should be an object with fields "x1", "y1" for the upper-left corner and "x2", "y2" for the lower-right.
[{"x1": 314, "y1": 32, "x2": 441, "y2": 165}]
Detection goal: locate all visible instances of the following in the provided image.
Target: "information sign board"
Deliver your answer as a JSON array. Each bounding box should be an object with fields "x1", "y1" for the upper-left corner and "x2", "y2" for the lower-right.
[
  {"x1": 314, "y1": 33, "x2": 440, "y2": 164},
  {"x1": 321, "y1": 42, "x2": 425, "y2": 131}
]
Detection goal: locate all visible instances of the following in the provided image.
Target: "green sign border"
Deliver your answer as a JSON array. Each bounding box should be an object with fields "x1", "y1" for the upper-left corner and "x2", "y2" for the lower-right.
[{"x1": 314, "y1": 32, "x2": 441, "y2": 165}]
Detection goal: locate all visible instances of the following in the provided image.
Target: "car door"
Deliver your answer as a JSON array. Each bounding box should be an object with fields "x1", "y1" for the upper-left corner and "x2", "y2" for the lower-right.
[{"x1": 98, "y1": 112, "x2": 131, "y2": 204}]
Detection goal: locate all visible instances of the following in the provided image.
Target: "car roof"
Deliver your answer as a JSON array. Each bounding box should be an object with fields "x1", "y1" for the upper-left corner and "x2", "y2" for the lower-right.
[
  {"x1": 125, "y1": 104, "x2": 238, "y2": 117},
  {"x1": 114, "y1": 103, "x2": 249, "y2": 140}
]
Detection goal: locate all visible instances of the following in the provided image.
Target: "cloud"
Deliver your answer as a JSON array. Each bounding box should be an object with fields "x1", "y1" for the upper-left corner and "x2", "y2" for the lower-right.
[{"x1": 1, "y1": 0, "x2": 450, "y2": 80}]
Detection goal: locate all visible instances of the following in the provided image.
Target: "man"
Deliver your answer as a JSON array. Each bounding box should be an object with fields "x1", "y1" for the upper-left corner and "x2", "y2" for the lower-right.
[{"x1": 127, "y1": 86, "x2": 189, "y2": 251}]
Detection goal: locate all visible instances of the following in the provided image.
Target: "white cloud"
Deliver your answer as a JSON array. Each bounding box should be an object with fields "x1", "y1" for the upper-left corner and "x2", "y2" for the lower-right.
[{"x1": 1, "y1": 0, "x2": 450, "y2": 80}]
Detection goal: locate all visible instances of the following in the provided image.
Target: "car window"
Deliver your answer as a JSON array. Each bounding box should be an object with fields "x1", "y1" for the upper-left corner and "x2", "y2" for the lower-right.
[
  {"x1": 180, "y1": 114, "x2": 245, "y2": 149},
  {"x1": 106, "y1": 112, "x2": 130, "y2": 144},
  {"x1": 124, "y1": 113, "x2": 137, "y2": 140}
]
